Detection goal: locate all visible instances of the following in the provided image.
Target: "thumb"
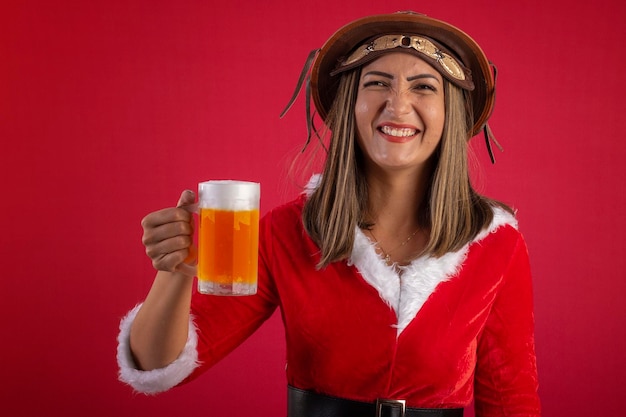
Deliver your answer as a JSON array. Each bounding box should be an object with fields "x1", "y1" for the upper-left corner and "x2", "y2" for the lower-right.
[{"x1": 176, "y1": 189, "x2": 198, "y2": 214}]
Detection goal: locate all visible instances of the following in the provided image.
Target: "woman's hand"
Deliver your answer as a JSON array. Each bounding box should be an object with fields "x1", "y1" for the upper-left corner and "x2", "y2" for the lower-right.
[{"x1": 141, "y1": 190, "x2": 198, "y2": 277}]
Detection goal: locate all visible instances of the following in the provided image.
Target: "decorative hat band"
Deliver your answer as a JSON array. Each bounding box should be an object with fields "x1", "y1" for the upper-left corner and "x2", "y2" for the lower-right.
[{"x1": 331, "y1": 34, "x2": 474, "y2": 91}]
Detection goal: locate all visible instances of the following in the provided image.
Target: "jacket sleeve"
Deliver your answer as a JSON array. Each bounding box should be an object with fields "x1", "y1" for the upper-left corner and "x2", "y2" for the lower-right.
[
  {"x1": 116, "y1": 304, "x2": 201, "y2": 394},
  {"x1": 474, "y1": 233, "x2": 541, "y2": 416},
  {"x1": 116, "y1": 210, "x2": 280, "y2": 393},
  {"x1": 170, "y1": 208, "x2": 281, "y2": 384}
]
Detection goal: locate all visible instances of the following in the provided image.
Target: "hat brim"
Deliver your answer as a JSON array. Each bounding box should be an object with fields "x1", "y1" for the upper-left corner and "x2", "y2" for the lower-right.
[{"x1": 310, "y1": 12, "x2": 495, "y2": 137}]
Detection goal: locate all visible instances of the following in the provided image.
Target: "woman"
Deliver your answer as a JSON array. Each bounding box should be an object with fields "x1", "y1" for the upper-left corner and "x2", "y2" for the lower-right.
[{"x1": 117, "y1": 12, "x2": 541, "y2": 417}]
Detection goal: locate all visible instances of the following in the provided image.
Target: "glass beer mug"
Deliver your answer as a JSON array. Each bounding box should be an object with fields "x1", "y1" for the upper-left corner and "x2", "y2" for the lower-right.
[{"x1": 197, "y1": 180, "x2": 260, "y2": 296}]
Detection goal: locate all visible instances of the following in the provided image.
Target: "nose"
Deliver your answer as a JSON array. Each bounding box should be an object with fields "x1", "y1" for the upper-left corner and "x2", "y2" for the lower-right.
[{"x1": 385, "y1": 90, "x2": 412, "y2": 116}]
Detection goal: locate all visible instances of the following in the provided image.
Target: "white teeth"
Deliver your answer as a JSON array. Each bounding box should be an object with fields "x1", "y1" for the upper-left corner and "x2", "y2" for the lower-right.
[{"x1": 381, "y1": 126, "x2": 417, "y2": 137}]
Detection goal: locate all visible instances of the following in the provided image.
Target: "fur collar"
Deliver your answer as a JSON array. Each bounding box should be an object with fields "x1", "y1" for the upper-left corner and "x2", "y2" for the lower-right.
[
  {"x1": 304, "y1": 174, "x2": 517, "y2": 335},
  {"x1": 304, "y1": 174, "x2": 517, "y2": 336},
  {"x1": 349, "y1": 208, "x2": 517, "y2": 335}
]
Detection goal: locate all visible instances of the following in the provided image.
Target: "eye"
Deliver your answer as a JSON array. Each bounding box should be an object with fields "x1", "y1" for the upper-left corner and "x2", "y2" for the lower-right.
[
  {"x1": 362, "y1": 80, "x2": 389, "y2": 88},
  {"x1": 412, "y1": 83, "x2": 438, "y2": 93}
]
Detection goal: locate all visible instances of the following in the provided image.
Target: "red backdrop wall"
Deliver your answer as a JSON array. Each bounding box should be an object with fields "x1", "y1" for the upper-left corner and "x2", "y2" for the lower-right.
[{"x1": 1, "y1": 0, "x2": 624, "y2": 416}]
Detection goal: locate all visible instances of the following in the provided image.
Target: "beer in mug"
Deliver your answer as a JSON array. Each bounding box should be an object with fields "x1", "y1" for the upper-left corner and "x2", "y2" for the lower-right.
[{"x1": 197, "y1": 180, "x2": 260, "y2": 296}]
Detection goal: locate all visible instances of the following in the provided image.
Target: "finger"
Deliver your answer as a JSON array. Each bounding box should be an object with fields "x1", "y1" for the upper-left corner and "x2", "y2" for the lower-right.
[
  {"x1": 141, "y1": 207, "x2": 191, "y2": 230},
  {"x1": 177, "y1": 190, "x2": 198, "y2": 214},
  {"x1": 143, "y1": 218, "x2": 193, "y2": 244},
  {"x1": 145, "y1": 233, "x2": 193, "y2": 261},
  {"x1": 140, "y1": 189, "x2": 196, "y2": 230},
  {"x1": 183, "y1": 244, "x2": 197, "y2": 265},
  {"x1": 151, "y1": 249, "x2": 192, "y2": 273}
]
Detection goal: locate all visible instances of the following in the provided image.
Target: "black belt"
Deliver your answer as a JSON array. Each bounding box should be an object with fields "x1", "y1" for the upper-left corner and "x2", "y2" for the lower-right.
[{"x1": 288, "y1": 386, "x2": 464, "y2": 417}]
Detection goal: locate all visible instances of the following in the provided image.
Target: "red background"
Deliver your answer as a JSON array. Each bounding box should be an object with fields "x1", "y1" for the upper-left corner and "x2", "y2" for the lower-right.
[{"x1": 1, "y1": 0, "x2": 624, "y2": 416}]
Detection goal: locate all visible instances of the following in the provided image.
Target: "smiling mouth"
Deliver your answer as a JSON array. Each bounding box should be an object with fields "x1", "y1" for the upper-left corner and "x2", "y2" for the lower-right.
[{"x1": 379, "y1": 125, "x2": 418, "y2": 137}]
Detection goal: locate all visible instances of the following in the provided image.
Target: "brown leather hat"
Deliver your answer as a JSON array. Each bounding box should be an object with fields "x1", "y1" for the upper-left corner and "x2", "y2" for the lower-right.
[{"x1": 310, "y1": 11, "x2": 496, "y2": 138}]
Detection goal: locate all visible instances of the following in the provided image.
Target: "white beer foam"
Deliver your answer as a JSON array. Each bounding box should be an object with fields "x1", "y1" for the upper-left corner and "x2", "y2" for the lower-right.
[{"x1": 198, "y1": 180, "x2": 260, "y2": 211}]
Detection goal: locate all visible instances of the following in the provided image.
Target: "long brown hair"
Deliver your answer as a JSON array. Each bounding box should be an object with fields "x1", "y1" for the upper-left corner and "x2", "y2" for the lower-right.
[{"x1": 302, "y1": 68, "x2": 512, "y2": 268}]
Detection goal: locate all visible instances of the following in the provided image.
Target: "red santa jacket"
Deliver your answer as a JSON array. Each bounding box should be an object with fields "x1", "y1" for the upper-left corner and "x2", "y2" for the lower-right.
[{"x1": 118, "y1": 193, "x2": 540, "y2": 416}]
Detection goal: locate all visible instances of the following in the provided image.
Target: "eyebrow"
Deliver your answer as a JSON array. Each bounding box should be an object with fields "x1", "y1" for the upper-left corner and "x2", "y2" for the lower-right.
[{"x1": 363, "y1": 71, "x2": 441, "y2": 83}]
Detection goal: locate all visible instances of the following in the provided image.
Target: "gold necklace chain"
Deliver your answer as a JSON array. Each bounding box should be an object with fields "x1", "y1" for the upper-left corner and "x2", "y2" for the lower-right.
[{"x1": 368, "y1": 227, "x2": 419, "y2": 264}]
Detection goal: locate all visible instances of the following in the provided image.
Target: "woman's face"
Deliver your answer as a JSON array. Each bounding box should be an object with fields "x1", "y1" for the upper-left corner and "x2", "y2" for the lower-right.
[{"x1": 354, "y1": 52, "x2": 445, "y2": 173}]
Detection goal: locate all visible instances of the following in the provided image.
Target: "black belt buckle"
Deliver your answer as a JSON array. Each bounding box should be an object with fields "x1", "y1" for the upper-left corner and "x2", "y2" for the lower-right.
[{"x1": 376, "y1": 398, "x2": 406, "y2": 417}]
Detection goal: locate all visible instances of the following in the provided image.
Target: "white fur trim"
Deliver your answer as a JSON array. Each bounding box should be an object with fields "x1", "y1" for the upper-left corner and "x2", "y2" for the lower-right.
[
  {"x1": 301, "y1": 173, "x2": 518, "y2": 335},
  {"x1": 304, "y1": 174, "x2": 322, "y2": 197},
  {"x1": 116, "y1": 304, "x2": 201, "y2": 394},
  {"x1": 349, "y1": 230, "x2": 401, "y2": 312},
  {"x1": 349, "y1": 207, "x2": 517, "y2": 336}
]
